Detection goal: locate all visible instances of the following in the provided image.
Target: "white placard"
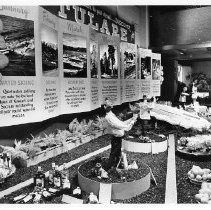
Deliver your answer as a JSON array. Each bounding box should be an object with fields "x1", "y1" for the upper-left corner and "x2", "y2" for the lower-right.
[{"x1": 120, "y1": 42, "x2": 138, "y2": 103}]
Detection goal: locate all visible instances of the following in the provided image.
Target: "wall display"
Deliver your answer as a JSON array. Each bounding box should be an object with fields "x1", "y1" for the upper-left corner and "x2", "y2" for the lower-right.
[
  {"x1": 0, "y1": 6, "x2": 41, "y2": 127},
  {"x1": 0, "y1": 6, "x2": 158, "y2": 127},
  {"x1": 138, "y1": 48, "x2": 152, "y2": 98},
  {"x1": 151, "y1": 53, "x2": 161, "y2": 97},
  {"x1": 120, "y1": 42, "x2": 138, "y2": 103},
  {"x1": 39, "y1": 7, "x2": 60, "y2": 119},
  {"x1": 98, "y1": 33, "x2": 120, "y2": 105}
]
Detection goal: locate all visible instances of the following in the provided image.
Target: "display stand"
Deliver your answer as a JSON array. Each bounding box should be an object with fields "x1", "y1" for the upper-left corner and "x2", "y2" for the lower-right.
[{"x1": 77, "y1": 162, "x2": 151, "y2": 200}]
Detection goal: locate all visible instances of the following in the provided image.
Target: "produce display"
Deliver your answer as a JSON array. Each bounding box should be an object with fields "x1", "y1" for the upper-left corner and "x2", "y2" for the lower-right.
[
  {"x1": 129, "y1": 102, "x2": 211, "y2": 131},
  {"x1": 195, "y1": 182, "x2": 211, "y2": 204},
  {"x1": 11, "y1": 163, "x2": 73, "y2": 204},
  {"x1": 177, "y1": 135, "x2": 211, "y2": 155},
  {"x1": 187, "y1": 165, "x2": 211, "y2": 183},
  {"x1": 126, "y1": 131, "x2": 167, "y2": 143},
  {"x1": 78, "y1": 155, "x2": 150, "y2": 184},
  {"x1": 150, "y1": 104, "x2": 211, "y2": 131},
  {"x1": 0, "y1": 117, "x2": 104, "y2": 169}
]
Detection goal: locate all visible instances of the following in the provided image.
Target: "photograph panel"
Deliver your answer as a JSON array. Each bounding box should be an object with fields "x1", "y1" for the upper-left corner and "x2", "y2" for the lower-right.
[
  {"x1": 63, "y1": 33, "x2": 87, "y2": 78},
  {"x1": 90, "y1": 41, "x2": 98, "y2": 78},
  {"x1": 123, "y1": 50, "x2": 136, "y2": 79},
  {"x1": 0, "y1": 15, "x2": 35, "y2": 76},
  {"x1": 41, "y1": 25, "x2": 58, "y2": 77},
  {"x1": 152, "y1": 59, "x2": 161, "y2": 80},
  {"x1": 140, "y1": 56, "x2": 151, "y2": 80},
  {"x1": 100, "y1": 44, "x2": 118, "y2": 79}
]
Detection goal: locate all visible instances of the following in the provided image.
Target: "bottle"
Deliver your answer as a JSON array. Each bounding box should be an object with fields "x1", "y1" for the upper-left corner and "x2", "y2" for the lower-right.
[
  {"x1": 53, "y1": 165, "x2": 62, "y2": 188},
  {"x1": 61, "y1": 163, "x2": 69, "y2": 185},
  {"x1": 48, "y1": 162, "x2": 56, "y2": 185},
  {"x1": 6, "y1": 153, "x2": 11, "y2": 168},
  {"x1": 3, "y1": 153, "x2": 7, "y2": 167},
  {"x1": 34, "y1": 166, "x2": 45, "y2": 189}
]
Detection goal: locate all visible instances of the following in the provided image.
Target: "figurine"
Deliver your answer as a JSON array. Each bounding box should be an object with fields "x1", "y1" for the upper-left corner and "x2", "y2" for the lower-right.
[
  {"x1": 73, "y1": 186, "x2": 82, "y2": 199},
  {"x1": 93, "y1": 163, "x2": 102, "y2": 179},
  {"x1": 128, "y1": 161, "x2": 138, "y2": 170},
  {"x1": 92, "y1": 162, "x2": 109, "y2": 179},
  {"x1": 88, "y1": 192, "x2": 99, "y2": 204},
  {"x1": 100, "y1": 169, "x2": 109, "y2": 179}
]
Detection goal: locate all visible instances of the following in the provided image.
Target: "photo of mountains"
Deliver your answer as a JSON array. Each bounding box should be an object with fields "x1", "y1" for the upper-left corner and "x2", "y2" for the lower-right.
[
  {"x1": 41, "y1": 24, "x2": 58, "y2": 77},
  {"x1": 0, "y1": 14, "x2": 35, "y2": 76},
  {"x1": 63, "y1": 33, "x2": 87, "y2": 78}
]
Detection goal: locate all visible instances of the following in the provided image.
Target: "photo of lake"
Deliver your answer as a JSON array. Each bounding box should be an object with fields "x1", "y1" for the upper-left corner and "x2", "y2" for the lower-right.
[
  {"x1": 63, "y1": 33, "x2": 87, "y2": 78},
  {"x1": 0, "y1": 14, "x2": 35, "y2": 76},
  {"x1": 41, "y1": 25, "x2": 58, "y2": 77}
]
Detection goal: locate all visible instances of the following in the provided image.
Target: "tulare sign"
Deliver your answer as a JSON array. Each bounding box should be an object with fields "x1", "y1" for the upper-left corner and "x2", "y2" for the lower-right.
[{"x1": 42, "y1": 5, "x2": 135, "y2": 43}]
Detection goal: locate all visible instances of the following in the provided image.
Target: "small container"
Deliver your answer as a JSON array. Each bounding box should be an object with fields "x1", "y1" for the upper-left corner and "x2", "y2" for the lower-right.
[
  {"x1": 34, "y1": 166, "x2": 45, "y2": 189},
  {"x1": 53, "y1": 165, "x2": 62, "y2": 188},
  {"x1": 48, "y1": 162, "x2": 56, "y2": 185}
]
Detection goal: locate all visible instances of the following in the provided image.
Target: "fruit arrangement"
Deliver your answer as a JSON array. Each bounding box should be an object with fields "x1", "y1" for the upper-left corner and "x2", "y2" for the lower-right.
[
  {"x1": 177, "y1": 135, "x2": 211, "y2": 155},
  {"x1": 187, "y1": 165, "x2": 211, "y2": 183},
  {"x1": 195, "y1": 182, "x2": 211, "y2": 204}
]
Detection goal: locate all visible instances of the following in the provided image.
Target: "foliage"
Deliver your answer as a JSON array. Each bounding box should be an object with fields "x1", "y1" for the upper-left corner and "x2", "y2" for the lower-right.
[{"x1": 191, "y1": 72, "x2": 209, "y2": 92}]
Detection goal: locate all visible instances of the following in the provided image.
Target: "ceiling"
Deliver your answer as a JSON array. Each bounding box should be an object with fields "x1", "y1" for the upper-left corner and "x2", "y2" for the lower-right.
[{"x1": 160, "y1": 43, "x2": 211, "y2": 61}]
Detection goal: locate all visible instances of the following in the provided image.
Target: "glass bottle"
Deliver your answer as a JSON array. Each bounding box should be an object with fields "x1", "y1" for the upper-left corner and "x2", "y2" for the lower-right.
[
  {"x1": 61, "y1": 163, "x2": 69, "y2": 184},
  {"x1": 6, "y1": 153, "x2": 11, "y2": 168},
  {"x1": 34, "y1": 166, "x2": 45, "y2": 189},
  {"x1": 53, "y1": 165, "x2": 62, "y2": 188},
  {"x1": 48, "y1": 162, "x2": 56, "y2": 185}
]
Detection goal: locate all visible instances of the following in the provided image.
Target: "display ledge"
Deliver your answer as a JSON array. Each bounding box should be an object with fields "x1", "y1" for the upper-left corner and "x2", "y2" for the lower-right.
[
  {"x1": 26, "y1": 130, "x2": 104, "y2": 167},
  {"x1": 176, "y1": 151, "x2": 211, "y2": 203},
  {"x1": 122, "y1": 137, "x2": 168, "y2": 154},
  {"x1": 0, "y1": 134, "x2": 111, "y2": 192},
  {"x1": 0, "y1": 150, "x2": 168, "y2": 204},
  {"x1": 78, "y1": 160, "x2": 151, "y2": 200}
]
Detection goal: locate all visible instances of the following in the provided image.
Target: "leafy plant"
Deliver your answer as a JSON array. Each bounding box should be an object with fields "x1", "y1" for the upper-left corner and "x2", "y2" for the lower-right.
[{"x1": 191, "y1": 72, "x2": 209, "y2": 92}]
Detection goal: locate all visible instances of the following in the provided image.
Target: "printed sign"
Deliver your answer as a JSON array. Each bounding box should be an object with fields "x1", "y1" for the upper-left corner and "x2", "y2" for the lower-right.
[
  {"x1": 42, "y1": 5, "x2": 135, "y2": 44},
  {"x1": 98, "y1": 33, "x2": 120, "y2": 105},
  {"x1": 151, "y1": 53, "x2": 161, "y2": 96},
  {"x1": 0, "y1": 6, "x2": 41, "y2": 127},
  {"x1": 39, "y1": 7, "x2": 60, "y2": 119},
  {"x1": 138, "y1": 48, "x2": 152, "y2": 98},
  {"x1": 120, "y1": 42, "x2": 138, "y2": 102}
]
